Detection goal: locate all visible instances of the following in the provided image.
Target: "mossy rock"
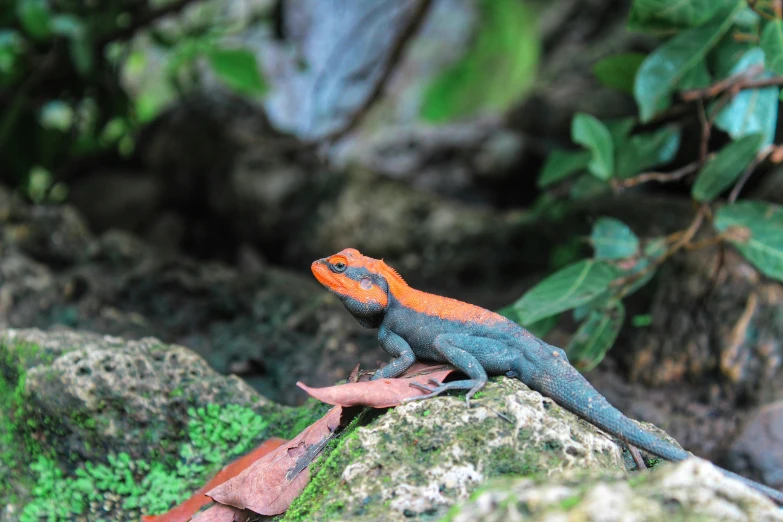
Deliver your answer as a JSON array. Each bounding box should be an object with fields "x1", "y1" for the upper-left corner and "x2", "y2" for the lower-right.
[
  {"x1": 445, "y1": 459, "x2": 783, "y2": 521},
  {"x1": 2, "y1": 328, "x2": 266, "y2": 465},
  {"x1": 283, "y1": 377, "x2": 662, "y2": 521},
  {"x1": 0, "y1": 328, "x2": 333, "y2": 521}
]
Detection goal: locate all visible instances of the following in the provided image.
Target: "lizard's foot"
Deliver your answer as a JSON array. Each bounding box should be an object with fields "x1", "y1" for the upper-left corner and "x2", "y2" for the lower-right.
[{"x1": 406, "y1": 379, "x2": 485, "y2": 408}]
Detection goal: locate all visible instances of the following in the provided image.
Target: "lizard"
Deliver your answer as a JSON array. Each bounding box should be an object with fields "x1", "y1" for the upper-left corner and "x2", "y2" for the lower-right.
[{"x1": 311, "y1": 247, "x2": 783, "y2": 506}]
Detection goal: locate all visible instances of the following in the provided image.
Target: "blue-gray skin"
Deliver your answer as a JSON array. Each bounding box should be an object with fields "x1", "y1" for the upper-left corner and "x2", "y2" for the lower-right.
[{"x1": 311, "y1": 252, "x2": 783, "y2": 506}]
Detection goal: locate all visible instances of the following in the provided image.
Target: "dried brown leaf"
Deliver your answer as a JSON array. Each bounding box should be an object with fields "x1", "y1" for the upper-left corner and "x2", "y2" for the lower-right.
[
  {"x1": 143, "y1": 438, "x2": 287, "y2": 522},
  {"x1": 190, "y1": 503, "x2": 250, "y2": 522},
  {"x1": 205, "y1": 406, "x2": 344, "y2": 516},
  {"x1": 296, "y1": 363, "x2": 456, "y2": 408}
]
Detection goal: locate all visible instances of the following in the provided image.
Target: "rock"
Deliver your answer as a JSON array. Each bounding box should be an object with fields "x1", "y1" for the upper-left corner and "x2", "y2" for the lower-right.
[
  {"x1": 66, "y1": 170, "x2": 163, "y2": 234},
  {"x1": 334, "y1": 119, "x2": 527, "y2": 203},
  {"x1": 2, "y1": 328, "x2": 264, "y2": 463},
  {"x1": 0, "y1": 328, "x2": 333, "y2": 521},
  {"x1": 286, "y1": 377, "x2": 676, "y2": 521},
  {"x1": 0, "y1": 190, "x2": 383, "y2": 406},
  {"x1": 1, "y1": 200, "x2": 92, "y2": 266},
  {"x1": 623, "y1": 248, "x2": 783, "y2": 400},
  {"x1": 448, "y1": 459, "x2": 783, "y2": 522},
  {"x1": 726, "y1": 401, "x2": 783, "y2": 491}
]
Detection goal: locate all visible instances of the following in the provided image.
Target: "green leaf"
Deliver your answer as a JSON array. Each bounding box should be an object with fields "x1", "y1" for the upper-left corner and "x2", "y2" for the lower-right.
[
  {"x1": 691, "y1": 133, "x2": 764, "y2": 202},
  {"x1": 761, "y1": 20, "x2": 783, "y2": 76},
  {"x1": 632, "y1": 314, "x2": 653, "y2": 327},
  {"x1": 511, "y1": 260, "x2": 620, "y2": 324},
  {"x1": 569, "y1": 174, "x2": 611, "y2": 200},
  {"x1": 567, "y1": 299, "x2": 625, "y2": 371},
  {"x1": 712, "y1": 36, "x2": 753, "y2": 79},
  {"x1": 17, "y1": 0, "x2": 51, "y2": 40},
  {"x1": 538, "y1": 149, "x2": 590, "y2": 188},
  {"x1": 677, "y1": 59, "x2": 711, "y2": 89},
  {"x1": 714, "y1": 48, "x2": 778, "y2": 146},
  {"x1": 616, "y1": 126, "x2": 681, "y2": 178},
  {"x1": 591, "y1": 217, "x2": 640, "y2": 260},
  {"x1": 420, "y1": 0, "x2": 539, "y2": 122},
  {"x1": 634, "y1": 4, "x2": 743, "y2": 122},
  {"x1": 51, "y1": 15, "x2": 92, "y2": 75},
  {"x1": 604, "y1": 117, "x2": 637, "y2": 144},
  {"x1": 205, "y1": 47, "x2": 267, "y2": 95},
  {"x1": 629, "y1": 0, "x2": 733, "y2": 31},
  {"x1": 572, "y1": 113, "x2": 614, "y2": 179},
  {"x1": 0, "y1": 29, "x2": 22, "y2": 77},
  {"x1": 714, "y1": 201, "x2": 783, "y2": 281},
  {"x1": 593, "y1": 53, "x2": 646, "y2": 94}
]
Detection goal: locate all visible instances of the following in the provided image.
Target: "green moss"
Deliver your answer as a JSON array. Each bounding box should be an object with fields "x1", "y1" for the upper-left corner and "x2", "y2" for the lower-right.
[
  {"x1": 281, "y1": 411, "x2": 371, "y2": 522},
  {"x1": 17, "y1": 402, "x2": 275, "y2": 520},
  {"x1": 266, "y1": 397, "x2": 333, "y2": 440},
  {"x1": 559, "y1": 494, "x2": 582, "y2": 510},
  {"x1": 188, "y1": 403, "x2": 269, "y2": 464},
  {"x1": 0, "y1": 339, "x2": 49, "y2": 502}
]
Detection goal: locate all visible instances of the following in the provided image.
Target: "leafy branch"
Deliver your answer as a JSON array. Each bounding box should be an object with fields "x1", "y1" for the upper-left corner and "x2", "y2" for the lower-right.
[{"x1": 522, "y1": 0, "x2": 783, "y2": 370}]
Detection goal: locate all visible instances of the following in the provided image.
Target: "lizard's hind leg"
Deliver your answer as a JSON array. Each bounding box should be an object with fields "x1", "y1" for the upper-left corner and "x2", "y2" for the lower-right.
[{"x1": 406, "y1": 333, "x2": 509, "y2": 407}]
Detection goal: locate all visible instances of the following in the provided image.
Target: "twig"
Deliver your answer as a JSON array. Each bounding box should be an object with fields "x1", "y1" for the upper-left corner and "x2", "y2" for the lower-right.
[
  {"x1": 747, "y1": 0, "x2": 776, "y2": 19},
  {"x1": 628, "y1": 445, "x2": 646, "y2": 471},
  {"x1": 318, "y1": 0, "x2": 433, "y2": 143},
  {"x1": 612, "y1": 160, "x2": 704, "y2": 190},
  {"x1": 96, "y1": 0, "x2": 201, "y2": 48},
  {"x1": 613, "y1": 205, "x2": 708, "y2": 295},
  {"x1": 697, "y1": 101, "x2": 709, "y2": 162},
  {"x1": 727, "y1": 145, "x2": 774, "y2": 203},
  {"x1": 680, "y1": 65, "x2": 783, "y2": 101}
]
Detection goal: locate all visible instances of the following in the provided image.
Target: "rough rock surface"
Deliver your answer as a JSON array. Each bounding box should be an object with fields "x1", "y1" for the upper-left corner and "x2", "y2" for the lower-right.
[
  {"x1": 287, "y1": 377, "x2": 676, "y2": 521},
  {"x1": 0, "y1": 188, "x2": 380, "y2": 405},
  {"x1": 726, "y1": 401, "x2": 783, "y2": 491},
  {"x1": 448, "y1": 459, "x2": 783, "y2": 522},
  {"x1": 2, "y1": 328, "x2": 263, "y2": 463}
]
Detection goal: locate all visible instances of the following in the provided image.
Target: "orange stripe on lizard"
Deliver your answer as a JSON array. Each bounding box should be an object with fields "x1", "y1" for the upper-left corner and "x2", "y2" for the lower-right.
[{"x1": 318, "y1": 249, "x2": 504, "y2": 325}]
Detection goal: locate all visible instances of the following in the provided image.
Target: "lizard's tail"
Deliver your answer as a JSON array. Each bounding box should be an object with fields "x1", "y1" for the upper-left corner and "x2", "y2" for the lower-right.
[{"x1": 510, "y1": 345, "x2": 783, "y2": 505}]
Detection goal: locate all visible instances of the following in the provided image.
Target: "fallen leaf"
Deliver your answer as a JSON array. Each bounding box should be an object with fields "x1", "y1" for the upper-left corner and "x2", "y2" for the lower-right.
[
  {"x1": 296, "y1": 363, "x2": 456, "y2": 408},
  {"x1": 142, "y1": 437, "x2": 288, "y2": 522},
  {"x1": 347, "y1": 363, "x2": 361, "y2": 383},
  {"x1": 205, "y1": 406, "x2": 344, "y2": 515},
  {"x1": 190, "y1": 503, "x2": 252, "y2": 522}
]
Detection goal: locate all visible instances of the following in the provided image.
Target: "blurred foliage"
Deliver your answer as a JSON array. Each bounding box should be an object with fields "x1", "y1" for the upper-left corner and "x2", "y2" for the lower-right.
[
  {"x1": 2, "y1": 0, "x2": 782, "y2": 375},
  {"x1": 0, "y1": 0, "x2": 268, "y2": 202},
  {"x1": 420, "y1": 0, "x2": 539, "y2": 122},
  {"x1": 510, "y1": 0, "x2": 783, "y2": 370}
]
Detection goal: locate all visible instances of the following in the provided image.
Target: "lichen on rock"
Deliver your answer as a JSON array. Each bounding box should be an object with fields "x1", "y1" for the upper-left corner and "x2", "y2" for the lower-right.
[{"x1": 446, "y1": 458, "x2": 783, "y2": 522}]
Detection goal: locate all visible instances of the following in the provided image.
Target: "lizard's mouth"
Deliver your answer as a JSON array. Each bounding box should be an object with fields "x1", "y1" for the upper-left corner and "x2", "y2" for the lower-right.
[{"x1": 311, "y1": 260, "x2": 342, "y2": 292}]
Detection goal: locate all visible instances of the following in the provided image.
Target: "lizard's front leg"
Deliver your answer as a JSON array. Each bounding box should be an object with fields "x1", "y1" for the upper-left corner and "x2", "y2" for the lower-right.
[{"x1": 370, "y1": 325, "x2": 417, "y2": 380}]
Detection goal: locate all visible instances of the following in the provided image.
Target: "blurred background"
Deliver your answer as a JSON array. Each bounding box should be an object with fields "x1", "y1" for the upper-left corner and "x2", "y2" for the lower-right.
[{"x1": 2, "y1": 0, "x2": 783, "y2": 496}]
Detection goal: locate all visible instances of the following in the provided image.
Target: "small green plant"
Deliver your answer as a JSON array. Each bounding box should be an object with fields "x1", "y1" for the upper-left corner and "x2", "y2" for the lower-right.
[
  {"x1": 19, "y1": 403, "x2": 270, "y2": 520},
  {"x1": 188, "y1": 403, "x2": 269, "y2": 463}
]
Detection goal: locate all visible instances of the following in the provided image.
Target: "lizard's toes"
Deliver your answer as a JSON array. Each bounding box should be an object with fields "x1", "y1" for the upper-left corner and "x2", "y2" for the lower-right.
[
  {"x1": 427, "y1": 378, "x2": 443, "y2": 387},
  {"x1": 409, "y1": 382, "x2": 437, "y2": 394}
]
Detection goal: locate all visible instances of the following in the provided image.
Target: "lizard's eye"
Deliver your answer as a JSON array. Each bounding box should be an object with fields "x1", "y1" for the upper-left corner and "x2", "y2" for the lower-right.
[{"x1": 331, "y1": 261, "x2": 347, "y2": 273}]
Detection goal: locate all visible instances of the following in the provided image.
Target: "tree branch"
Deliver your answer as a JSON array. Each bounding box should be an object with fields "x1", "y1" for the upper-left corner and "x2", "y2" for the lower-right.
[
  {"x1": 97, "y1": 0, "x2": 201, "y2": 49},
  {"x1": 727, "y1": 145, "x2": 774, "y2": 203},
  {"x1": 612, "y1": 160, "x2": 706, "y2": 190},
  {"x1": 679, "y1": 65, "x2": 783, "y2": 102},
  {"x1": 318, "y1": 0, "x2": 433, "y2": 143}
]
